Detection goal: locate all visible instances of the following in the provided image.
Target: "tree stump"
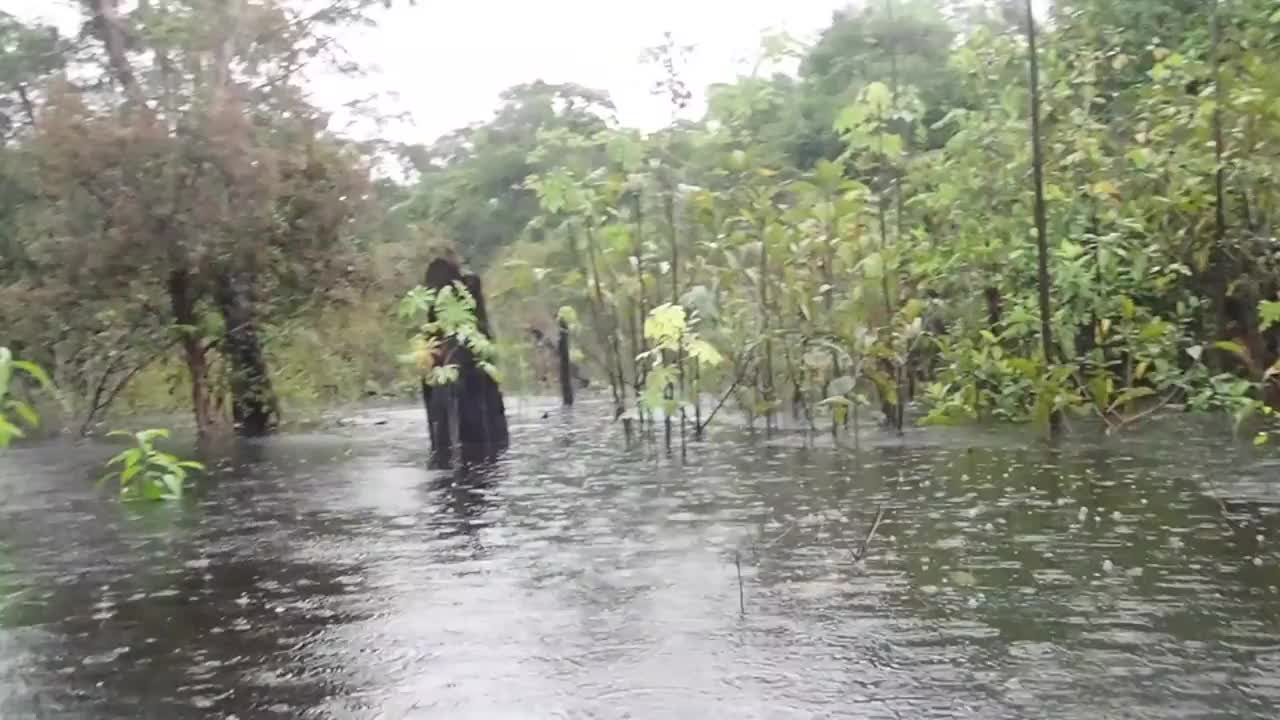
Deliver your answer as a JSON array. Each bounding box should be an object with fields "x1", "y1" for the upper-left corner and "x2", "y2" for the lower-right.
[
  {"x1": 557, "y1": 318, "x2": 574, "y2": 407},
  {"x1": 421, "y1": 258, "x2": 509, "y2": 468}
]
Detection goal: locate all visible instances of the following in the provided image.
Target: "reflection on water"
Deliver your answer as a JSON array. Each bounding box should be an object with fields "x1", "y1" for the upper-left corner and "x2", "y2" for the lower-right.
[{"x1": 1, "y1": 398, "x2": 1279, "y2": 718}]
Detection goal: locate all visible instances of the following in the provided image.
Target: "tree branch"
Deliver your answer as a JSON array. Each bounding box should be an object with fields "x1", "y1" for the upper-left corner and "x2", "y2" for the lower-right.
[{"x1": 84, "y1": 0, "x2": 149, "y2": 110}]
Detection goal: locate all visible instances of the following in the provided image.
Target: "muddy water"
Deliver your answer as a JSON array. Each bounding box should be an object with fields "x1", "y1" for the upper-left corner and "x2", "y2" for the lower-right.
[{"x1": 1, "y1": 398, "x2": 1279, "y2": 719}]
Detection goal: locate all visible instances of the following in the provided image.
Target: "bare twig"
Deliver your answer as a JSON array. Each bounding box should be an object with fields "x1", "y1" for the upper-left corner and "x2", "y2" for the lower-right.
[
  {"x1": 697, "y1": 344, "x2": 761, "y2": 434},
  {"x1": 852, "y1": 505, "x2": 887, "y2": 562},
  {"x1": 80, "y1": 343, "x2": 175, "y2": 435},
  {"x1": 1110, "y1": 388, "x2": 1180, "y2": 430},
  {"x1": 759, "y1": 521, "x2": 795, "y2": 549},
  {"x1": 734, "y1": 550, "x2": 745, "y2": 615}
]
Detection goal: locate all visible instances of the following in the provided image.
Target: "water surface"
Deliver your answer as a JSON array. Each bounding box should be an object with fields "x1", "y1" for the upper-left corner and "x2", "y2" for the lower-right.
[{"x1": 1, "y1": 398, "x2": 1278, "y2": 718}]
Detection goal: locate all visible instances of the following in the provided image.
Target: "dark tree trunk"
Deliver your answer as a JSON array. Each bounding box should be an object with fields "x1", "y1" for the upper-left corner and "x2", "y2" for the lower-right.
[
  {"x1": 215, "y1": 270, "x2": 278, "y2": 437},
  {"x1": 558, "y1": 318, "x2": 574, "y2": 406},
  {"x1": 422, "y1": 258, "x2": 509, "y2": 469},
  {"x1": 1024, "y1": 0, "x2": 1060, "y2": 435},
  {"x1": 1208, "y1": 0, "x2": 1234, "y2": 372},
  {"x1": 983, "y1": 286, "x2": 1004, "y2": 330}
]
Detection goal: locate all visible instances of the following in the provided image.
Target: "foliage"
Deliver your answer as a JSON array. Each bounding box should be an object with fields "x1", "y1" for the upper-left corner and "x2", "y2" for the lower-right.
[
  {"x1": 4, "y1": 0, "x2": 1280, "y2": 449},
  {"x1": 398, "y1": 282, "x2": 500, "y2": 387},
  {"x1": 0, "y1": 347, "x2": 51, "y2": 448},
  {"x1": 637, "y1": 303, "x2": 723, "y2": 417},
  {"x1": 0, "y1": 1, "x2": 380, "y2": 435},
  {"x1": 476, "y1": 0, "x2": 1280, "y2": 444},
  {"x1": 400, "y1": 81, "x2": 617, "y2": 266},
  {"x1": 100, "y1": 429, "x2": 204, "y2": 502}
]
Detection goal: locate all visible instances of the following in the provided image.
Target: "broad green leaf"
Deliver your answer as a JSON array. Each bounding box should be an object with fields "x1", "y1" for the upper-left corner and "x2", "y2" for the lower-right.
[
  {"x1": 11, "y1": 360, "x2": 52, "y2": 389},
  {"x1": 1213, "y1": 340, "x2": 1247, "y2": 358},
  {"x1": 829, "y1": 375, "x2": 857, "y2": 398},
  {"x1": 6, "y1": 400, "x2": 38, "y2": 428},
  {"x1": 1260, "y1": 300, "x2": 1280, "y2": 331},
  {"x1": 863, "y1": 81, "x2": 893, "y2": 114},
  {"x1": 860, "y1": 252, "x2": 884, "y2": 280}
]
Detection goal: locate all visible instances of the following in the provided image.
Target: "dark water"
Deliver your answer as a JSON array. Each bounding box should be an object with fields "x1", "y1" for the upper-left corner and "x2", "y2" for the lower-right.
[{"x1": 2, "y1": 398, "x2": 1280, "y2": 719}]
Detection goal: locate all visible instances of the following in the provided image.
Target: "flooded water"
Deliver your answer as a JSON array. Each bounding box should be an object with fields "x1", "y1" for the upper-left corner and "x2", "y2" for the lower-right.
[{"x1": 2, "y1": 398, "x2": 1279, "y2": 719}]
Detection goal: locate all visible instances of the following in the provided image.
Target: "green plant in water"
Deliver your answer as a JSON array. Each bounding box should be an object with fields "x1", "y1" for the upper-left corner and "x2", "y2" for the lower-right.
[
  {"x1": 100, "y1": 429, "x2": 204, "y2": 502},
  {"x1": 397, "y1": 282, "x2": 500, "y2": 387},
  {"x1": 637, "y1": 303, "x2": 723, "y2": 417},
  {"x1": 0, "y1": 347, "x2": 52, "y2": 449}
]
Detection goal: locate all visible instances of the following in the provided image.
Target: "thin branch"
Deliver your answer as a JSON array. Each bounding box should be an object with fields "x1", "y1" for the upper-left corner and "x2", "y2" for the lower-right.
[
  {"x1": 734, "y1": 550, "x2": 745, "y2": 615},
  {"x1": 696, "y1": 342, "x2": 762, "y2": 433},
  {"x1": 1109, "y1": 389, "x2": 1181, "y2": 430},
  {"x1": 84, "y1": 0, "x2": 149, "y2": 110},
  {"x1": 80, "y1": 341, "x2": 175, "y2": 435},
  {"x1": 852, "y1": 505, "x2": 886, "y2": 562}
]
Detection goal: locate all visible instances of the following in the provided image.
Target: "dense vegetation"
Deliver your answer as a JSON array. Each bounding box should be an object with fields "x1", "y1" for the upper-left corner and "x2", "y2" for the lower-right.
[
  {"x1": 476, "y1": 0, "x2": 1280, "y2": 445},
  {"x1": 2, "y1": 0, "x2": 1279, "y2": 446}
]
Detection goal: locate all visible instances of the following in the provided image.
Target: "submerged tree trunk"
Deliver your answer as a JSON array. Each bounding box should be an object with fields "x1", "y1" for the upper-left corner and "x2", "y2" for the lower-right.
[
  {"x1": 214, "y1": 269, "x2": 279, "y2": 436},
  {"x1": 421, "y1": 258, "x2": 509, "y2": 468},
  {"x1": 558, "y1": 317, "x2": 574, "y2": 407},
  {"x1": 1208, "y1": 0, "x2": 1234, "y2": 372},
  {"x1": 167, "y1": 268, "x2": 217, "y2": 435},
  {"x1": 876, "y1": 194, "x2": 899, "y2": 430}
]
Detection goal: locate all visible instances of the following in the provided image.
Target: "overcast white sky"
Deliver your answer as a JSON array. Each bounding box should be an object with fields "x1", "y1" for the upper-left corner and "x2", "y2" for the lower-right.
[{"x1": 7, "y1": 0, "x2": 853, "y2": 143}]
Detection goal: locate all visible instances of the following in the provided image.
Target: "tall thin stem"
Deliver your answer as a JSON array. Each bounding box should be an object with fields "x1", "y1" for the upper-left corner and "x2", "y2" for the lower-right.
[{"x1": 1024, "y1": 0, "x2": 1060, "y2": 434}]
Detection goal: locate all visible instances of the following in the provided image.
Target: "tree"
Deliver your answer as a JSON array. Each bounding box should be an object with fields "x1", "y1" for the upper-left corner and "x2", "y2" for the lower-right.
[
  {"x1": 405, "y1": 81, "x2": 616, "y2": 267},
  {"x1": 16, "y1": 0, "x2": 380, "y2": 435},
  {"x1": 1023, "y1": 0, "x2": 1059, "y2": 434}
]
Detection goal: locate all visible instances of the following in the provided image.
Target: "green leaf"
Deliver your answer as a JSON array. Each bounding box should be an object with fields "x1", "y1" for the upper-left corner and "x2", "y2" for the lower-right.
[
  {"x1": 859, "y1": 252, "x2": 884, "y2": 280},
  {"x1": 687, "y1": 339, "x2": 724, "y2": 367},
  {"x1": 11, "y1": 360, "x2": 52, "y2": 389},
  {"x1": 1108, "y1": 387, "x2": 1156, "y2": 412},
  {"x1": 829, "y1": 375, "x2": 857, "y2": 397},
  {"x1": 1260, "y1": 301, "x2": 1280, "y2": 331},
  {"x1": 137, "y1": 428, "x2": 170, "y2": 444},
  {"x1": 105, "y1": 448, "x2": 135, "y2": 468},
  {"x1": 1213, "y1": 340, "x2": 1247, "y2": 358},
  {"x1": 555, "y1": 305, "x2": 580, "y2": 329},
  {"x1": 863, "y1": 81, "x2": 893, "y2": 114},
  {"x1": 478, "y1": 361, "x2": 502, "y2": 382},
  {"x1": 6, "y1": 400, "x2": 38, "y2": 429}
]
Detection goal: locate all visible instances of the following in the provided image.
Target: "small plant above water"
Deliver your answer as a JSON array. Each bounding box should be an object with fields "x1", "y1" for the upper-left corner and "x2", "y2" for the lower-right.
[
  {"x1": 100, "y1": 429, "x2": 204, "y2": 502},
  {"x1": 0, "y1": 347, "x2": 52, "y2": 449},
  {"x1": 397, "y1": 282, "x2": 500, "y2": 387}
]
